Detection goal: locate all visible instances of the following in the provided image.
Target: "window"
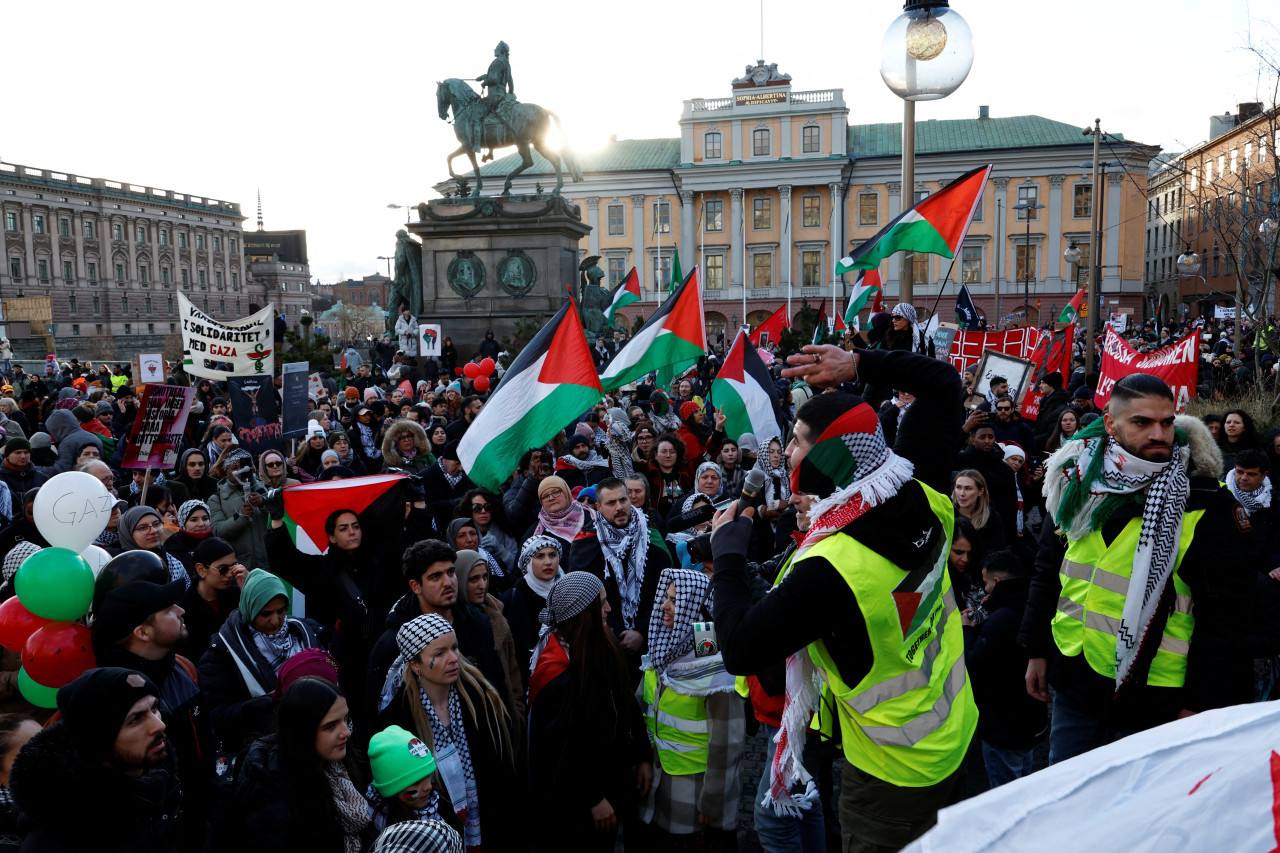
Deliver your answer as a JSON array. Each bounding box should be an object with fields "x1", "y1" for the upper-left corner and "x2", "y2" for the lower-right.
[
  {"x1": 167, "y1": 295, "x2": 174, "y2": 313},
  {"x1": 59, "y1": 218, "x2": 70, "y2": 237},
  {"x1": 69, "y1": 295, "x2": 77, "y2": 312},
  {"x1": 752, "y1": 253, "x2": 771, "y2": 289},
  {"x1": 1015, "y1": 244, "x2": 1038, "y2": 282},
  {"x1": 859, "y1": 194, "x2": 877, "y2": 226},
  {"x1": 216, "y1": 271, "x2": 224, "y2": 288},
  {"x1": 3, "y1": 212, "x2": 16, "y2": 232},
  {"x1": 159, "y1": 229, "x2": 168, "y2": 246},
  {"x1": 1201, "y1": 201, "x2": 1210, "y2": 229},
  {"x1": 169, "y1": 323, "x2": 175, "y2": 333},
  {"x1": 93, "y1": 296, "x2": 100, "y2": 313},
  {"x1": 1073, "y1": 184, "x2": 1092, "y2": 218},
  {"x1": 122, "y1": 296, "x2": 129, "y2": 313},
  {"x1": 115, "y1": 263, "x2": 125, "y2": 283},
  {"x1": 1191, "y1": 167, "x2": 1199, "y2": 191},
  {"x1": 1218, "y1": 155, "x2": 1226, "y2": 179},
  {"x1": 1246, "y1": 143, "x2": 1253, "y2": 165},
  {"x1": 704, "y1": 200, "x2": 723, "y2": 232},
  {"x1": 652, "y1": 254, "x2": 671, "y2": 291},
  {"x1": 140, "y1": 265, "x2": 149, "y2": 283},
  {"x1": 198, "y1": 270, "x2": 207, "y2": 287},
  {"x1": 124, "y1": 323, "x2": 131, "y2": 334},
  {"x1": 1077, "y1": 244, "x2": 1092, "y2": 285},
  {"x1": 705, "y1": 254, "x2": 724, "y2": 290},
  {"x1": 961, "y1": 246, "x2": 983, "y2": 283},
  {"x1": 83, "y1": 221, "x2": 94, "y2": 239},
  {"x1": 178, "y1": 232, "x2": 187, "y2": 249},
  {"x1": 1016, "y1": 185, "x2": 1040, "y2": 219},
  {"x1": 229, "y1": 238, "x2": 237, "y2": 253},
  {"x1": 753, "y1": 129, "x2": 770, "y2": 157},
  {"x1": 802, "y1": 125, "x2": 820, "y2": 154},
  {"x1": 63, "y1": 261, "x2": 74, "y2": 281},
  {"x1": 136, "y1": 225, "x2": 146, "y2": 243},
  {"x1": 1228, "y1": 191, "x2": 1237, "y2": 212},
  {"x1": 112, "y1": 223, "x2": 123, "y2": 241},
  {"x1": 37, "y1": 259, "x2": 49, "y2": 281},
  {"x1": 213, "y1": 236, "x2": 221, "y2": 252},
  {"x1": 1231, "y1": 149, "x2": 1238, "y2": 174},
  {"x1": 33, "y1": 215, "x2": 45, "y2": 235},
  {"x1": 147, "y1": 323, "x2": 154, "y2": 334},
  {"x1": 87, "y1": 261, "x2": 97, "y2": 280},
  {"x1": 607, "y1": 204, "x2": 624, "y2": 235},
  {"x1": 652, "y1": 200, "x2": 670, "y2": 235},
  {"x1": 802, "y1": 251, "x2": 822, "y2": 286},
  {"x1": 72, "y1": 324, "x2": 80, "y2": 336},
  {"x1": 752, "y1": 196, "x2": 772, "y2": 229},
  {"x1": 234, "y1": 300, "x2": 239, "y2": 314},
  {"x1": 162, "y1": 266, "x2": 170, "y2": 285},
  {"x1": 912, "y1": 253, "x2": 929, "y2": 283},
  {"x1": 801, "y1": 195, "x2": 821, "y2": 228},
  {"x1": 607, "y1": 257, "x2": 626, "y2": 285},
  {"x1": 704, "y1": 132, "x2": 722, "y2": 160},
  {"x1": 220, "y1": 299, "x2": 226, "y2": 313},
  {"x1": 7, "y1": 258, "x2": 18, "y2": 279},
  {"x1": 914, "y1": 189, "x2": 930, "y2": 205},
  {"x1": 195, "y1": 234, "x2": 205, "y2": 250},
  {"x1": 231, "y1": 272, "x2": 239, "y2": 290}
]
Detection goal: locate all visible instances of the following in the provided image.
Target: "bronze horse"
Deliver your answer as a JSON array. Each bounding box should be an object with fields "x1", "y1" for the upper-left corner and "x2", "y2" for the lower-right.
[{"x1": 436, "y1": 78, "x2": 584, "y2": 197}]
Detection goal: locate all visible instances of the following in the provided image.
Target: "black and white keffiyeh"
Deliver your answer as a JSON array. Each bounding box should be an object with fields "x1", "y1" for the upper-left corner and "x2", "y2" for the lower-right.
[
  {"x1": 421, "y1": 685, "x2": 480, "y2": 849},
  {"x1": 519, "y1": 535, "x2": 564, "y2": 600},
  {"x1": 438, "y1": 457, "x2": 464, "y2": 489},
  {"x1": 325, "y1": 762, "x2": 371, "y2": 853},
  {"x1": 755, "y1": 436, "x2": 791, "y2": 507},
  {"x1": 644, "y1": 568, "x2": 710, "y2": 673},
  {"x1": 378, "y1": 613, "x2": 455, "y2": 713},
  {"x1": 891, "y1": 303, "x2": 928, "y2": 353},
  {"x1": 1227, "y1": 468, "x2": 1272, "y2": 515},
  {"x1": 1045, "y1": 419, "x2": 1190, "y2": 689},
  {"x1": 177, "y1": 499, "x2": 209, "y2": 529},
  {"x1": 251, "y1": 618, "x2": 303, "y2": 668},
  {"x1": 605, "y1": 420, "x2": 636, "y2": 479},
  {"x1": 596, "y1": 506, "x2": 649, "y2": 631},
  {"x1": 557, "y1": 450, "x2": 608, "y2": 471},
  {"x1": 371, "y1": 818, "x2": 462, "y2": 853}
]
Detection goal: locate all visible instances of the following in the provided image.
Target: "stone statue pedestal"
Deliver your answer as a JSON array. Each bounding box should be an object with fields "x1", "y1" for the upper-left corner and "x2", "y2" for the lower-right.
[{"x1": 407, "y1": 194, "x2": 589, "y2": 358}]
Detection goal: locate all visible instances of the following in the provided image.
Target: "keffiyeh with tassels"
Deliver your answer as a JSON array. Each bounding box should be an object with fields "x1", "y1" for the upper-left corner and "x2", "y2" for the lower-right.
[
  {"x1": 605, "y1": 420, "x2": 636, "y2": 479},
  {"x1": 1044, "y1": 417, "x2": 1189, "y2": 689},
  {"x1": 595, "y1": 508, "x2": 649, "y2": 631}
]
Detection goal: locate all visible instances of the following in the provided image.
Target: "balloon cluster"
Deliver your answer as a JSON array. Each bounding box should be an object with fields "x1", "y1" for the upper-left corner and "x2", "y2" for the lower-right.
[
  {"x1": 0, "y1": 472, "x2": 115, "y2": 707},
  {"x1": 456, "y1": 358, "x2": 497, "y2": 393}
]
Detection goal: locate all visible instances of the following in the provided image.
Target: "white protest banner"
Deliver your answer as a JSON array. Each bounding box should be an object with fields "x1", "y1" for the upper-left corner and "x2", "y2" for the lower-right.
[
  {"x1": 179, "y1": 294, "x2": 274, "y2": 379},
  {"x1": 1215, "y1": 305, "x2": 1236, "y2": 319},
  {"x1": 419, "y1": 324, "x2": 442, "y2": 357},
  {"x1": 1108, "y1": 313, "x2": 1128, "y2": 333}
]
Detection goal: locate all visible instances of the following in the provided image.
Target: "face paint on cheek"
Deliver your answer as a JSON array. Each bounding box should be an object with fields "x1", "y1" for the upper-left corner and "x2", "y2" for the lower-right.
[{"x1": 427, "y1": 658, "x2": 435, "y2": 670}]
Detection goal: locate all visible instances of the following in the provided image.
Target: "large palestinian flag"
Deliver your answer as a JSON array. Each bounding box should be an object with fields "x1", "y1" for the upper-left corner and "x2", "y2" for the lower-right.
[
  {"x1": 606, "y1": 267, "x2": 641, "y2": 327},
  {"x1": 837, "y1": 165, "x2": 992, "y2": 274},
  {"x1": 710, "y1": 329, "x2": 786, "y2": 442},
  {"x1": 459, "y1": 297, "x2": 603, "y2": 491},
  {"x1": 600, "y1": 267, "x2": 705, "y2": 391},
  {"x1": 282, "y1": 473, "x2": 409, "y2": 555}
]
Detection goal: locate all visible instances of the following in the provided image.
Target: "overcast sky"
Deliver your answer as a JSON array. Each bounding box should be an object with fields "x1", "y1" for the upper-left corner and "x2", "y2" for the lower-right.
[{"x1": 4, "y1": 0, "x2": 1276, "y2": 286}]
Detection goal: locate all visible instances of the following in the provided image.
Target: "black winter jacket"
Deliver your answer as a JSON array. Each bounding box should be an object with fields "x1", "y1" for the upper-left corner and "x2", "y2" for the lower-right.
[{"x1": 966, "y1": 576, "x2": 1046, "y2": 750}]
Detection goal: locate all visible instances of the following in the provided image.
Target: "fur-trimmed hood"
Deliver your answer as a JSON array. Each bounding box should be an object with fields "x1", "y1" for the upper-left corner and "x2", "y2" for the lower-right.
[{"x1": 381, "y1": 418, "x2": 430, "y2": 466}]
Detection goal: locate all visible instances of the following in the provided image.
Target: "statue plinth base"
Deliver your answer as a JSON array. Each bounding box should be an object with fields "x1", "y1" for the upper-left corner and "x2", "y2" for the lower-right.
[{"x1": 408, "y1": 195, "x2": 589, "y2": 358}]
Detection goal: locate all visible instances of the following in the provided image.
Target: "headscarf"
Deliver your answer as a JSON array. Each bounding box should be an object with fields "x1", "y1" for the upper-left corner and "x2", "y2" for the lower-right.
[
  {"x1": 595, "y1": 502, "x2": 649, "y2": 631},
  {"x1": 117, "y1": 506, "x2": 163, "y2": 551},
  {"x1": 533, "y1": 476, "x2": 589, "y2": 541},
  {"x1": 892, "y1": 303, "x2": 927, "y2": 353},
  {"x1": 755, "y1": 435, "x2": 792, "y2": 507},
  {"x1": 686, "y1": 461, "x2": 724, "y2": 505},
  {"x1": 378, "y1": 613, "x2": 455, "y2": 714},
  {"x1": 644, "y1": 568, "x2": 710, "y2": 673},
  {"x1": 517, "y1": 535, "x2": 563, "y2": 600},
  {"x1": 176, "y1": 499, "x2": 209, "y2": 530}
]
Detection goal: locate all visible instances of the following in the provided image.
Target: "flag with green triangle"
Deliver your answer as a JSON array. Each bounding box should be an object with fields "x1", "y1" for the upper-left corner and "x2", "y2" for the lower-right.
[
  {"x1": 811, "y1": 298, "x2": 828, "y2": 346},
  {"x1": 656, "y1": 248, "x2": 685, "y2": 390},
  {"x1": 837, "y1": 165, "x2": 992, "y2": 274},
  {"x1": 601, "y1": 267, "x2": 706, "y2": 391},
  {"x1": 1060, "y1": 287, "x2": 1087, "y2": 324}
]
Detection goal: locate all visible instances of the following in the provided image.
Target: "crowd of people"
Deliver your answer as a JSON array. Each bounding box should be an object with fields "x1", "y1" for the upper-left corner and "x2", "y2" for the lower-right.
[{"x1": 0, "y1": 304, "x2": 1274, "y2": 853}]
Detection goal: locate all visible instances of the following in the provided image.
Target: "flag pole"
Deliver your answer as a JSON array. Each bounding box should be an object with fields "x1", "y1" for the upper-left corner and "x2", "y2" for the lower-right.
[{"x1": 927, "y1": 254, "x2": 961, "y2": 326}]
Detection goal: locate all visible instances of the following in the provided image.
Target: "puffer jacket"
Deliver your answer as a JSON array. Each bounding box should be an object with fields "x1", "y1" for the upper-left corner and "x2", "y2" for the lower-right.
[
  {"x1": 208, "y1": 476, "x2": 271, "y2": 572},
  {"x1": 379, "y1": 419, "x2": 433, "y2": 474},
  {"x1": 36, "y1": 409, "x2": 102, "y2": 477}
]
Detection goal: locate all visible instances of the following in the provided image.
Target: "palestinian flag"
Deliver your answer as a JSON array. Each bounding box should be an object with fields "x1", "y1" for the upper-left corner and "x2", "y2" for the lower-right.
[
  {"x1": 844, "y1": 269, "x2": 883, "y2": 325},
  {"x1": 836, "y1": 165, "x2": 993, "y2": 274},
  {"x1": 748, "y1": 304, "x2": 789, "y2": 347},
  {"x1": 459, "y1": 297, "x2": 602, "y2": 491},
  {"x1": 710, "y1": 329, "x2": 786, "y2": 442},
  {"x1": 606, "y1": 267, "x2": 641, "y2": 327},
  {"x1": 811, "y1": 299, "x2": 828, "y2": 346},
  {"x1": 282, "y1": 473, "x2": 409, "y2": 555},
  {"x1": 1060, "y1": 287, "x2": 1087, "y2": 324},
  {"x1": 600, "y1": 267, "x2": 706, "y2": 391},
  {"x1": 834, "y1": 309, "x2": 847, "y2": 333}
]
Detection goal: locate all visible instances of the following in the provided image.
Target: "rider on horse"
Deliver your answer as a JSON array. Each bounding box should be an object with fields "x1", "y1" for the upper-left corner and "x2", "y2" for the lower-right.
[{"x1": 475, "y1": 41, "x2": 515, "y2": 162}]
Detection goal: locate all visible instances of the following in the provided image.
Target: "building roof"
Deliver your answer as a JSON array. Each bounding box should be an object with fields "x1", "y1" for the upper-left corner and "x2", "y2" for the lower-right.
[{"x1": 468, "y1": 115, "x2": 1119, "y2": 180}]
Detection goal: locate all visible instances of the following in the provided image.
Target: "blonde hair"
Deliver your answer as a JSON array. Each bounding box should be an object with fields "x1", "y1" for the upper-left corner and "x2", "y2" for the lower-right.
[
  {"x1": 952, "y1": 469, "x2": 990, "y2": 530},
  {"x1": 402, "y1": 655, "x2": 514, "y2": 771}
]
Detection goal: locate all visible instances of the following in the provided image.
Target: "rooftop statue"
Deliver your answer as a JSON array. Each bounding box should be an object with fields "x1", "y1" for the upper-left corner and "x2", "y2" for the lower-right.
[{"x1": 437, "y1": 42, "x2": 585, "y2": 197}]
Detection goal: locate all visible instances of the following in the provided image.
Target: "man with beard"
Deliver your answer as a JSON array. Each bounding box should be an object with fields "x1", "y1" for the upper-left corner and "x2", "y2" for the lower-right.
[
  {"x1": 709, "y1": 347, "x2": 975, "y2": 851},
  {"x1": 90, "y1": 580, "x2": 213, "y2": 851},
  {"x1": 1022, "y1": 373, "x2": 1280, "y2": 763},
  {"x1": 10, "y1": 668, "x2": 182, "y2": 852},
  {"x1": 554, "y1": 433, "x2": 609, "y2": 489},
  {"x1": 990, "y1": 395, "x2": 1034, "y2": 453},
  {"x1": 568, "y1": 477, "x2": 670, "y2": 683},
  {"x1": 419, "y1": 440, "x2": 474, "y2": 534},
  {"x1": 444, "y1": 394, "x2": 483, "y2": 444}
]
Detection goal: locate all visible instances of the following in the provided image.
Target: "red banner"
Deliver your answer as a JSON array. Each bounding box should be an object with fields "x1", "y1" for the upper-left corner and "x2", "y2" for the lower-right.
[
  {"x1": 1096, "y1": 327, "x2": 1197, "y2": 412},
  {"x1": 946, "y1": 327, "x2": 1039, "y2": 372}
]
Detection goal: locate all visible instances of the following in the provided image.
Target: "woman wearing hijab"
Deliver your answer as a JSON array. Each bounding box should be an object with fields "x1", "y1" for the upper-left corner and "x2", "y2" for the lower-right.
[
  {"x1": 444, "y1": 518, "x2": 505, "y2": 590},
  {"x1": 499, "y1": 535, "x2": 565, "y2": 684},
  {"x1": 170, "y1": 448, "x2": 219, "y2": 504},
  {"x1": 376, "y1": 613, "x2": 520, "y2": 852},
  {"x1": 259, "y1": 448, "x2": 301, "y2": 490},
  {"x1": 667, "y1": 461, "x2": 725, "y2": 536},
  {"x1": 198, "y1": 569, "x2": 326, "y2": 750},
  {"x1": 528, "y1": 475, "x2": 591, "y2": 560},
  {"x1": 640, "y1": 569, "x2": 744, "y2": 849},
  {"x1": 648, "y1": 391, "x2": 682, "y2": 435},
  {"x1": 118, "y1": 505, "x2": 190, "y2": 588},
  {"x1": 527, "y1": 573, "x2": 652, "y2": 852},
  {"x1": 886, "y1": 303, "x2": 933, "y2": 356},
  {"x1": 164, "y1": 499, "x2": 214, "y2": 578},
  {"x1": 454, "y1": 549, "x2": 525, "y2": 745}
]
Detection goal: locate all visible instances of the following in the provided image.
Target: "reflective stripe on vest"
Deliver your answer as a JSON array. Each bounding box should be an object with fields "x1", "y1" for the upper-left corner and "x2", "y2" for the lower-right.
[
  {"x1": 775, "y1": 481, "x2": 978, "y2": 788},
  {"x1": 1051, "y1": 510, "x2": 1203, "y2": 686},
  {"x1": 642, "y1": 669, "x2": 709, "y2": 775}
]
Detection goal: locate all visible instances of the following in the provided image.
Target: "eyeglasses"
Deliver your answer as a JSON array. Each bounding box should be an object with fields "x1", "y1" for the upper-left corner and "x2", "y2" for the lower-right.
[
  {"x1": 133, "y1": 521, "x2": 163, "y2": 534},
  {"x1": 471, "y1": 503, "x2": 490, "y2": 512}
]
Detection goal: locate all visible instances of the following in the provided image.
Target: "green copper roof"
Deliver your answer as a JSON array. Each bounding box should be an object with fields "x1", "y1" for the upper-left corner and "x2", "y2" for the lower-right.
[
  {"x1": 847, "y1": 115, "x2": 1123, "y2": 158},
  {"x1": 472, "y1": 116, "x2": 1124, "y2": 178}
]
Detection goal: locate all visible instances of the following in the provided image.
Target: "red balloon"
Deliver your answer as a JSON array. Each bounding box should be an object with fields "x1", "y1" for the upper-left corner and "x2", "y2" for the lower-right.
[
  {"x1": 23, "y1": 622, "x2": 95, "y2": 688},
  {"x1": 454, "y1": 368, "x2": 465, "y2": 376},
  {"x1": 463, "y1": 362, "x2": 482, "y2": 379},
  {"x1": 473, "y1": 376, "x2": 491, "y2": 393},
  {"x1": 478, "y1": 358, "x2": 496, "y2": 375},
  {"x1": 0, "y1": 597, "x2": 52, "y2": 652}
]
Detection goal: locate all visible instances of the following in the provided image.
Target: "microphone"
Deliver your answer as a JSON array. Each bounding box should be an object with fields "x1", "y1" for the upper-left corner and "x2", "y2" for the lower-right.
[{"x1": 736, "y1": 468, "x2": 767, "y2": 518}]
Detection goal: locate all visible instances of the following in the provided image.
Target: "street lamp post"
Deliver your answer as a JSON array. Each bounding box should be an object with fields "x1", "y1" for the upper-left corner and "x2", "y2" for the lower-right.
[
  {"x1": 386, "y1": 203, "x2": 415, "y2": 223},
  {"x1": 880, "y1": 0, "x2": 974, "y2": 308},
  {"x1": 1064, "y1": 241, "x2": 1082, "y2": 325},
  {"x1": 1012, "y1": 199, "x2": 1045, "y2": 327},
  {"x1": 1080, "y1": 141, "x2": 1121, "y2": 373},
  {"x1": 376, "y1": 256, "x2": 393, "y2": 279}
]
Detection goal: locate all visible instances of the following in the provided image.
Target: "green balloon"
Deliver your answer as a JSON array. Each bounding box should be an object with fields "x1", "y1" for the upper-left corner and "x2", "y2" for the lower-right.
[
  {"x1": 18, "y1": 667, "x2": 58, "y2": 709},
  {"x1": 15, "y1": 547, "x2": 94, "y2": 621}
]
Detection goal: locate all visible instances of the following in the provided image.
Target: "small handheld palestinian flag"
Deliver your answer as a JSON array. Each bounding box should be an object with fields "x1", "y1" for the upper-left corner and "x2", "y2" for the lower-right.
[{"x1": 1060, "y1": 287, "x2": 1087, "y2": 324}]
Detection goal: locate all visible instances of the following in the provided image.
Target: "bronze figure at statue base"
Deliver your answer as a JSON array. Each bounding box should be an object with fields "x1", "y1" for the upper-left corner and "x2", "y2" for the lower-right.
[{"x1": 406, "y1": 194, "x2": 589, "y2": 355}]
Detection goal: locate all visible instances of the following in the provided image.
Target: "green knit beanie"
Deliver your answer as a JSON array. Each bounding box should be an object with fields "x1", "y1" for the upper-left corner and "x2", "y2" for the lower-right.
[
  {"x1": 240, "y1": 569, "x2": 288, "y2": 623},
  {"x1": 370, "y1": 725, "x2": 438, "y2": 797}
]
